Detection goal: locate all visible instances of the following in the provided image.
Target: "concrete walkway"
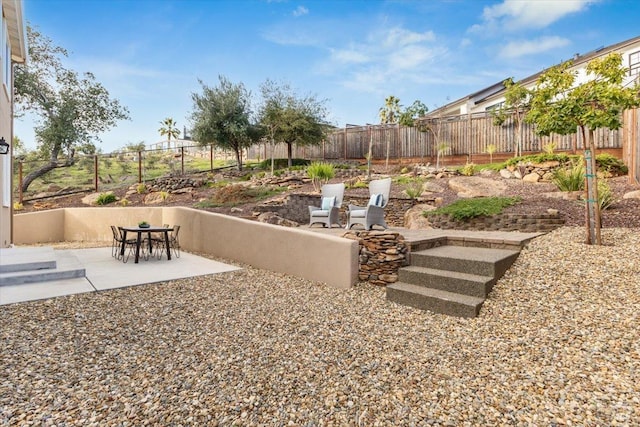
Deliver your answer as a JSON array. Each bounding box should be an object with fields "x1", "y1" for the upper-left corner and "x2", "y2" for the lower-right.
[{"x1": 0, "y1": 247, "x2": 241, "y2": 306}]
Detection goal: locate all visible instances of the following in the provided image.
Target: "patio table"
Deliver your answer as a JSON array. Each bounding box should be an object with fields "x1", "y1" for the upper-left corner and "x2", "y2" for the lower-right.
[{"x1": 120, "y1": 226, "x2": 174, "y2": 263}]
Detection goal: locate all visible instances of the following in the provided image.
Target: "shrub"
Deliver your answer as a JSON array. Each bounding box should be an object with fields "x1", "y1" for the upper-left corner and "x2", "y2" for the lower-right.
[
  {"x1": 95, "y1": 192, "x2": 117, "y2": 205},
  {"x1": 307, "y1": 162, "x2": 336, "y2": 192},
  {"x1": 461, "y1": 162, "x2": 476, "y2": 176},
  {"x1": 596, "y1": 153, "x2": 628, "y2": 176},
  {"x1": 197, "y1": 183, "x2": 285, "y2": 207},
  {"x1": 552, "y1": 162, "x2": 585, "y2": 192},
  {"x1": 13, "y1": 202, "x2": 23, "y2": 211},
  {"x1": 424, "y1": 197, "x2": 521, "y2": 221},
  {"x1": 136, "y1": 183, "x2": 147, "y2": 194},
  {"x1": 258, "y1": 158, "x2": 310, "y2": 169},
  {"x1": 598, "y1": 179, "x2": 614, "y2": 211},
  {"x1": 403, "y1": 179, "x2": 423, "y2": 199}
]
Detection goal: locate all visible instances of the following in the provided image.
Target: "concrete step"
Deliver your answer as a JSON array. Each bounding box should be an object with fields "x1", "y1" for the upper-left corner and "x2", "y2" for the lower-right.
[
  {"x1": 0, "y1": 251, "x2": 86, "y2": 286},
  {"x1": 386, "y1": 282, "x2": 485, "y2": 318},
  {"x1": 410, "y1": 245, "x2": 520, "y2": 278},
  {"x1": 398, "y1": 265, "x2": 494, "y2": 298},
  {"x1": 0, "y1": 246, "x2": 57, "y2": 273}
]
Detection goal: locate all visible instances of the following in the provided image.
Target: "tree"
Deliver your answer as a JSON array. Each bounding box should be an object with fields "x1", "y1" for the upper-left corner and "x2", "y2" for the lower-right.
[
  {"x1": 190, "y1": 76, "x2": 261, "y2": 171},
  {"x1": 399, "y1": 100, "x2": 428, "y2": 127},
  {"x1": 526, "y1": 53, "x2": 640, "y2": 245},
  {"x1": 14, "y1": 26, "x2": 130, "y2": 193},
  {"x1": 158, "y1": 117, "x2": 180, "y2": 150},
  {"x1": 492, "y1": 78, "x2": 531, "y2": 157},
  {"x1": 379, "y1": 95, "x2": 402, "y2": 169},
  {"x1": 258, "y1": 79, "x2": 329, "y2": 168}
]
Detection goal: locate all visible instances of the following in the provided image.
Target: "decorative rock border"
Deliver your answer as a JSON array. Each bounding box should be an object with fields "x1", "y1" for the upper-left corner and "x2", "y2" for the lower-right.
[
  {"x1": 426, "y1": 212, "x2": 565, "y2": 232},
  {"x1": 343, "y1": 230, "x2": 409, "y2": 286}
]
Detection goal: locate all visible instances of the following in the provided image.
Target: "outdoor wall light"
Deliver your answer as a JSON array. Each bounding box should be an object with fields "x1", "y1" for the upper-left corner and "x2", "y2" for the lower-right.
[{"x1": 0, "y1": 137, "x2": 9, "y2": 155}]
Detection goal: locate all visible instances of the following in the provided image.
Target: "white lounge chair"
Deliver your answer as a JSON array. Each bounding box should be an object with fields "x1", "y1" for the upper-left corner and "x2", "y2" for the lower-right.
[
  {"x1": 346, "y1": 178, "x2": 392, "y2": 230},
  {"x1": 308, "y1": 183, "x2": 345, "y2": 228}
]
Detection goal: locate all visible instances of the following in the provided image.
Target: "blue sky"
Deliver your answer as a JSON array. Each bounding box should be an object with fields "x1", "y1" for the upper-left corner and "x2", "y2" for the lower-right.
[{"x1": 15, "y1": 0, "x2": 640, "y2": 153}]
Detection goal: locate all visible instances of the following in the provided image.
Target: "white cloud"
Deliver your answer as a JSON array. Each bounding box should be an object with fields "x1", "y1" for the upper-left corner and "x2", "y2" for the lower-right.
[
  {"x1": 293, "y1": 6, "x2": 309, "y2": 17},
  {"x1": 471, "y1": 0, "x2": 598, "y2": 33},
  {"x1": 499, "y1": 36, "x2": 571, "y2": 58},
  {"x1": 382, "y1": 28, "x2": 435, "y2": 48},
  {"x1": 331, "y1": 48, "x2": 370, "y2": 64}
]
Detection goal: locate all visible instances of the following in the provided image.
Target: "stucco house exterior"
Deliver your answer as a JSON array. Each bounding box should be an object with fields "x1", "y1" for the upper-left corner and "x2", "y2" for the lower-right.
[
  {"x1": 428, "y1": 34, "x2": 640, "y2": 118},
  {"x1": 0, "y1": 0, "x2": 26, "y2": 247}
]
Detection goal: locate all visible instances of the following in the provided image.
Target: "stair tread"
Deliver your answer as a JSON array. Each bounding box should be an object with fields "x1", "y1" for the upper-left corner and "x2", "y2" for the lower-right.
[
  {"x1": 0, "y1": 252, "x2": 85, "y2": 286},
  {"x1": 401, "y1": 265, "x2": 493, "y2": 283},
  {"x1": 388, "y1": 282, "x2": 485, "y2": 306},
  {"x1": 413, "y1": 245, "x2": 519, "y2": 262}
]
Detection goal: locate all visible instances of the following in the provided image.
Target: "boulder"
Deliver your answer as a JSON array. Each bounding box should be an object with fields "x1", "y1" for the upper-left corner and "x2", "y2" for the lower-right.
[
  {"x1": 448, "y1": 176, "x2": 507, "y2": 198},
  {"x1": 623, "y1": 190, "x2": 640, "y2": 199},
  {"x1": 81, "y1": 192, "x2": 115, "y2": 206},
  {"x1": 256, "y1": 212, "x2": 299, "y2": 227},
  {"x1": 404, "y1": 204, "x2": 436, "y2": 230},
  {"x1": 499, "y1": 169, "x2": 514, "y2": 179},
  {"x1": 422, "y1": 181, "x2": 444, "y2": 193},
  {"x1": 144, "y1": 192, "x2": 167, "y2": 205},
  {"x1": 522, "y1": 173, "x2": 541, "y2": 183}
]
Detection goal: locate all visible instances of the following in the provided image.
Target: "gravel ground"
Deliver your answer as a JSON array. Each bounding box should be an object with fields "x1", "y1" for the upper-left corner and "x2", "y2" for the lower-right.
[{"x1": 1, "y1": 227, "x2": 639, "y2": 425}]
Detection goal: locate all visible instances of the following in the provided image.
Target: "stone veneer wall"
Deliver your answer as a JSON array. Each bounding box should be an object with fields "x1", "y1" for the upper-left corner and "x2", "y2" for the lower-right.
[
  {"x1": 427, "y1": 212, "x2": 565, "y2": 232},
  {"x1": 343, "y1": 230, "x2": 409, "y2": 286},
  {"x1": 254, "y1": 193, "x2": 419, "y2": 226}
]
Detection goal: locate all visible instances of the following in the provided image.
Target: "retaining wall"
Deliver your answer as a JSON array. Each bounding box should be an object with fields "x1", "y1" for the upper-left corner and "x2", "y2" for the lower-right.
[{"x1": 13, "y1": 207, "x2": 359, "y2": 289}]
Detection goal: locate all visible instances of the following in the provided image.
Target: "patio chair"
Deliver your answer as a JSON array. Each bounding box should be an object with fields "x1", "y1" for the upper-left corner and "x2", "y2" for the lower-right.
[
  {"x1": 346, "y1": 178, "x2": 392, "y2": 230},
  {"x1": 308, "y1": 183, "x2": 345, "y2": 228},
  {"x1": 148, "y1": 225, "x2": 180, "y2": 259},
  {"x1": 111, "y1": 226, "x2": 137, "y2": 263}
]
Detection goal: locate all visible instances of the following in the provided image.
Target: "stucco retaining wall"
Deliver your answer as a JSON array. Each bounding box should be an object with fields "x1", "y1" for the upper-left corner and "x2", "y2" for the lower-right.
[{"x1": 13, "y1": 207, "x2": 359, "y2": 289}]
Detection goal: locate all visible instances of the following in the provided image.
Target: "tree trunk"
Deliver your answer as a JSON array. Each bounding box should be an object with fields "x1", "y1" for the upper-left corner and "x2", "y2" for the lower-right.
[
  {"x1": 287, "y1": 142, "x2": 293, "y2": 168},
  {"x1": 234, "y1": 147, "x2": 243, "y2": 171}
]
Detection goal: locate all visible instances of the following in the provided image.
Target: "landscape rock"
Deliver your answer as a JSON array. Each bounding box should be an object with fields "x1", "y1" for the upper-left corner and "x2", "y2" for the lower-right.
[
  {"x1": 256, "y1": 212, "x2": 299, "y2": 227},
  {"x1": 143, "y1": 192, "x2": 167, "y2": 205},
  {"x1": 448, "y1": 176, "x2": 507, "y2": 198},
  {"x1": 622, "y1": 189, "x2": 640, "y2": 199},
  {"x1": 499, "y1": 169, "x2": 514, "y2": 179},
  {"x1": 404, "y1": 204, "x2": 436, "y2": 230},
  {"x1": 82, "y1": 192, "x2": 115, "y2": 206},
  {"x1": 522, "y1": 172, "x2": 541, "y2": 183}
]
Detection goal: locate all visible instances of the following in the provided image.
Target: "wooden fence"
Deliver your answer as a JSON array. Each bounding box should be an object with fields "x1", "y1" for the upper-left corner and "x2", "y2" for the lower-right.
[{"x1": 247, "y1": 111, "x2": 628, "y2": 164}]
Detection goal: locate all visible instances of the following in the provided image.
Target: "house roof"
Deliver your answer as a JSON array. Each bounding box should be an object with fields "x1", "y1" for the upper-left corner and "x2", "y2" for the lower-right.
[
  {"x1": 427, "y1": 33, "x2": 640, "y2": 117},
  {"x1": 2, "y1": 0, "x2": 27, "y2": 62}
]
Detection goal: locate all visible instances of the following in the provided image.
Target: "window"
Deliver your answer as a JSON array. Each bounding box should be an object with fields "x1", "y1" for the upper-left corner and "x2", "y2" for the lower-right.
[{"x1": 630, "y1": 50, "x2": 640, "y2": 77}]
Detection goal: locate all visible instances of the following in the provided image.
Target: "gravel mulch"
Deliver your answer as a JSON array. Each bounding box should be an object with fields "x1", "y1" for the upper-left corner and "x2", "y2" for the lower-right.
[{"x1": 1, "y1": 227, "x2": 639, "y2": 425}]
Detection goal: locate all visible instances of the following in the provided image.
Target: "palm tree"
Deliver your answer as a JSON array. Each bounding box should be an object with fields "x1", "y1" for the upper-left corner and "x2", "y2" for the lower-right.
[{"x1": 158, "y1": 117, "x2": 180, "y2": 150}]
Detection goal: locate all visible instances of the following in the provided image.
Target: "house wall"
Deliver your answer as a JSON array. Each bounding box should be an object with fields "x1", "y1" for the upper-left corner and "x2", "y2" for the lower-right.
[
  {"x1": 0, "y1": 4, "x2": 12, "y2": 247},
  {"x1": 470, "y1": 40, "x2": 640, "y2": 114},
  {"x1": 0, "y1": 0, "x2": 26, "y2": 248},
  {"x1": 13, "y1": 207, "x2": 360, "y2": 289}
]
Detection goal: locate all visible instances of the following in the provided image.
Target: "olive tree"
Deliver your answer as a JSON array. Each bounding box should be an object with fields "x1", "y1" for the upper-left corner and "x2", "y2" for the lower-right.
[
  {"x1": 14, "y1": 26, "x2": 130, "y2": 192},
  {"x1": 258, "y1": 79, "x2": 329, "y2": 168},
  {"x1": 526, "y1": 53, "x2": 640, "y2": 244},
  {"x1": 190, "y1": 76, "x2": 262, "y2": 171}
]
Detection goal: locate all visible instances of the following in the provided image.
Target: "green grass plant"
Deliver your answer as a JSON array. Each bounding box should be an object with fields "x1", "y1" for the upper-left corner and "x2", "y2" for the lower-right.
[
  {"x1": 552, "y1": 162, "x2": 585, "y2": 191},
  {"x1": 597, "y1": 179, "x2": 614, "y2": 211},
  {"x1": 95, "y1": 192, "x2": 117, "y2": 205},
  {"x1": 307, "y1": 162, "x2": 335, "y2": 192},
  {"x1": 424, "y1": 196, "x2": 521, "y2": 221}
]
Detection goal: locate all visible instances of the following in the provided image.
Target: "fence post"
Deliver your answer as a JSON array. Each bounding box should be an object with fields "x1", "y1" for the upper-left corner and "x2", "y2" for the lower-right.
[
  {"x1": 181, "y1": 146, "x2": 185, "y2": 175},
  {"x1": 138, "y1": 151, "x2": 142, "y2": 184},
  {"x1": 94, "y1": 155, "x2": 98, "y2": 192}
]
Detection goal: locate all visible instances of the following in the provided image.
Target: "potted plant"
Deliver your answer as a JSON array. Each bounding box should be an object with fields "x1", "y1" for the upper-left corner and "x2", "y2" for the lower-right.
[{"x1": 138, "y1": 221, "x2": 150, "y2": 228}]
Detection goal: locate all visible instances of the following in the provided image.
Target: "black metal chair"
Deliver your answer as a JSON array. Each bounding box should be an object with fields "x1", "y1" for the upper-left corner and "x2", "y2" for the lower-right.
[{"x1": 111, "y1": 226, "x2": 137, "y2": 263}]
